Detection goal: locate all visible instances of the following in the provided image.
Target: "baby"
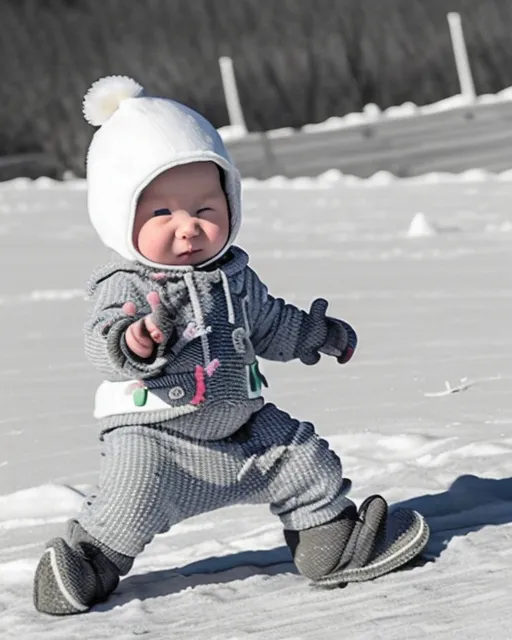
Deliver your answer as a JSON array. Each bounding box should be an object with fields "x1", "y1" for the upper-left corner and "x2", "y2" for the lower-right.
[{"x1": 33, "y1": 76, "x2": 429, "y2": 615}]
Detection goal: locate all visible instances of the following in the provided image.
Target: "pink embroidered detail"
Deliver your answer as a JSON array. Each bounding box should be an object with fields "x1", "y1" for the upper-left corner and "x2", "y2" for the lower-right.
[
  {"x1": 125, "y1": 380, "x2": 145, "y2": 394},
  {"x1": 190, "y1": 365, "x2": 206, "y2": 405},
  {"x1": 182, "y1": 322, "x2": 212, "y2": 340},
  {"x1": 205, "y1": 358, "x2": 220, "y2": 377},
  {"x1": 150, "y1": 272, "x2": 167, "y2": 281},
  {"x1": 183, "y1": 322, "x2": 198, "y2": 340}
]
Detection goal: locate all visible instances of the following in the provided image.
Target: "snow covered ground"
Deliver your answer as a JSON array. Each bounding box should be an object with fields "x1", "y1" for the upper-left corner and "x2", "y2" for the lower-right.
[{"x1": 1, "y1": 177, "x2": 511, "y2": 638}]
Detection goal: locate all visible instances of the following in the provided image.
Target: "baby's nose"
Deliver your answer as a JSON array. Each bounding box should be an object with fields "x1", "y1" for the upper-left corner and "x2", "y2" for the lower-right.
[{"x1": 174, "y1": 212, "x2": 199, "y2": 238}]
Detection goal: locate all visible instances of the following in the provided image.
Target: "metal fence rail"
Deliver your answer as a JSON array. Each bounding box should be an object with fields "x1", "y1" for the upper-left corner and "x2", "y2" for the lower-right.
[
  {"x1": 2, "y1": 0, "x2": 512, "y2": 179},
  {"x1": 226, "y1": 99, "x2": 512, "y2": 179}
]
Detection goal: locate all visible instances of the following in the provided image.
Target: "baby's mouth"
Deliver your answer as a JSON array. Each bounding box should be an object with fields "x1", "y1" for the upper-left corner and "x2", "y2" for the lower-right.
[{"x1": 177, "y1": 248, "x2": 201, "y2": 258}]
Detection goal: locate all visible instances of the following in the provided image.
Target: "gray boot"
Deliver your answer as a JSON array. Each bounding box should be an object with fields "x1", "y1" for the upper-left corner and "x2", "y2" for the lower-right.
[
  {"x1": 285, "y1": 495, "x2": 429, "y2": 588},
  {"x1": 33, "y1": 520, "x2": 133, "y2": 615}
]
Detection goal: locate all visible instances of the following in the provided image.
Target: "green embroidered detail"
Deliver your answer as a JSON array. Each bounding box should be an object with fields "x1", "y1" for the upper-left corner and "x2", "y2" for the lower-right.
[
  {"x1": 248, "y1": 360, "x2": 268, "y2": 396},
  {"x1": 133, "y1": 387, "x2": 148, "y2": 407}
]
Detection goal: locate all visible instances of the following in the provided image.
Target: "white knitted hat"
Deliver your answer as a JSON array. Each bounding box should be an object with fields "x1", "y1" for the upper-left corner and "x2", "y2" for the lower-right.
[{"x1": 83, "y1": 76, "x2": 242, "y2": 269}]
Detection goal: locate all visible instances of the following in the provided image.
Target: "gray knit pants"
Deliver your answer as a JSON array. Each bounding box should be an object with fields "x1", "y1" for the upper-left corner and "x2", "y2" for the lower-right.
[{"x1": 77, "y1": 403, "x2": 351, "y2": 558}]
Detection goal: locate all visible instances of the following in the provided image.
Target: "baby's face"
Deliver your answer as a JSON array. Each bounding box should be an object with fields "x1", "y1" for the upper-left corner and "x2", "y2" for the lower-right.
[{"x1": 133, "y1": 162, "x2": 230, "y2": 266}]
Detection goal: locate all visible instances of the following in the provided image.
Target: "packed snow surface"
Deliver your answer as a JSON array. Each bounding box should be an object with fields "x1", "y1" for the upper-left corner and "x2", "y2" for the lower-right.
[{"x1": 0, "y1": 177, "x2": 511, "y2": 638}]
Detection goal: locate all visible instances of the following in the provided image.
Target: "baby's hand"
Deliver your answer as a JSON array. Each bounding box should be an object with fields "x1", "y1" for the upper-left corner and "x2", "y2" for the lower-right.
[{"x1": 122, "y1": 292, "x2": 165, "y2": 359}]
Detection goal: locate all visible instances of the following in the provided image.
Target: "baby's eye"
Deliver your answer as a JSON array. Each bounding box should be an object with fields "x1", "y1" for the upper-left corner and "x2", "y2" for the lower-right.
[
  {"x1": 153, "y1": 208, "x2": 172, "y2": 217},
  {"x1": 196, "y1": 207, "x2": 212, "y2": 216}
]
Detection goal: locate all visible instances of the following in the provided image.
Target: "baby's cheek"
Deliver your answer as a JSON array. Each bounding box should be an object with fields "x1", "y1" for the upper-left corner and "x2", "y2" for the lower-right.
[
  {"x1": 207, "y1": 220, "x2": 227, "y2": 245},
  {"x1": 132, "y1": 211, "x2": 152, "y2": 248},
  {"x1": 137, "y1": 222, "x2": 169, "y2": 259}
]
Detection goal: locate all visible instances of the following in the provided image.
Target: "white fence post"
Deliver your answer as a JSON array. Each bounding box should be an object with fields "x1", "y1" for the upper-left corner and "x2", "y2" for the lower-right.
[
  {"x1": 447, "y1": 12, "x2": 476, "y2": 103},
  {"x1": 218, "y1": 56, "x2": 248, "y2": 135}
]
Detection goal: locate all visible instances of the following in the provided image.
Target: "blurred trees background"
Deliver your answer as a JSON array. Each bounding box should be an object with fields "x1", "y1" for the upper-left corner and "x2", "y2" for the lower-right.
[{"x1": 1, "y1": 0, "x2": 511, "y2": 176}]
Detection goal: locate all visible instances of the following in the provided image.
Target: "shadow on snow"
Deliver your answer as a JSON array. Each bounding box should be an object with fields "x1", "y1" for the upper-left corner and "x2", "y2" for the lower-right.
[{"x1": 99, "y1": 473, "x2": 512, "y2": 610}]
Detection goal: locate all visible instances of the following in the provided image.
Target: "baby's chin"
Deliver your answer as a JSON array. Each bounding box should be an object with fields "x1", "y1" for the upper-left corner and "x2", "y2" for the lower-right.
[{"x1": 138, "y1": 248, "x2": 211, "y2": 267}]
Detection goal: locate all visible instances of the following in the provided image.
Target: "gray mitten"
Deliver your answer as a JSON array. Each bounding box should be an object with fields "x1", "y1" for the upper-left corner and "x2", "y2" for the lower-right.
[
  {"x1": 297, "y1": 298, "x2": 357, "y2": 365},
  {"x1": 321, "y1": 316, "x2": 357, "y2": 364}
]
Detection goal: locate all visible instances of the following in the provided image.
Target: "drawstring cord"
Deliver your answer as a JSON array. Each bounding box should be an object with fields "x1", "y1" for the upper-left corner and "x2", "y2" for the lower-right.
[
  {"x1": 220, "y1": 270, "x2": 235, "y2": 324},
  {"x1": 182, "y1": 268, "x2": 235, "y2": 386},
  {"x1": 184, "y1": 272, "x2": 211, "y2": 366}
]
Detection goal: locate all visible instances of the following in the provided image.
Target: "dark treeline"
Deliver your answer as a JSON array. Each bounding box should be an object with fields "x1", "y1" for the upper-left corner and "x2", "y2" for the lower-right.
[{"x1": 1, "y1": 0, "x2": 511, "y2": 176}]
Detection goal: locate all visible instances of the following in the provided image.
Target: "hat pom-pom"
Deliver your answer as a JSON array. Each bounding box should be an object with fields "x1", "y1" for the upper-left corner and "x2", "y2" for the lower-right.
[{"x1": 82, "y1": 75, "x2": 144, "y2": 126}]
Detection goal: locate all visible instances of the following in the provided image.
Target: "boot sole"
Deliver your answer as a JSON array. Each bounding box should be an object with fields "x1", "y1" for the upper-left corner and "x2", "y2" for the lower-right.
[
  {"x1": 33, "y1": 540, "x2": 90, "y2": 615},
  {"x1": 312, "y1": 509, "x2": 430, "y2": 587}
]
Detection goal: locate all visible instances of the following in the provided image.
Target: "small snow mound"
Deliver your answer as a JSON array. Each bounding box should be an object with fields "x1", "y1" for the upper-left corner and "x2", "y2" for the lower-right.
[
  {"x1": 407, "y1": 212, "x2": 437, "y2": 238},
  {"x1": 459, "y1": 169, "x2": 495, "y2": 183},
  {"x1": 302, "y1": 116, "x2": 347, "y2": 133},
  {"x1": 384, "y1": 101, "x2": 418, "y2": 118},
  {"x1": 497, "y1": 86, "x2": 512, "y2": 100},
  {"x1": 33, "y1": 176, "x2": 59, "y2": 189},
  {"x1": 266, "y1": 127, "x2": 295, "y2": 139},
  {"x1": 0, "y1": 177, "x2": 32, "y2": 190},
  {"x1": 496, "y1": 169, "x2": 512, "y2": 182},
  {"x1": 367, "y1": 171, "x2": 397, "y2": 186},
  {"x1": 0, "y1": 484, "x2": 84, "y2": 522},
  {"x1": 362, "y1": 103, "x2": 381, "y2": 120},
  {"x1": 316, "y1": 169, "x2": 345, "y2": 185}
]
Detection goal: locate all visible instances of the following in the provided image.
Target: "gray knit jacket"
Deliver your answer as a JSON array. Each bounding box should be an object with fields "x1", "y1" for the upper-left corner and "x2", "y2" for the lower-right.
[{"x1": 85, "y1": 246, "x2": 352, "y2": 440}]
